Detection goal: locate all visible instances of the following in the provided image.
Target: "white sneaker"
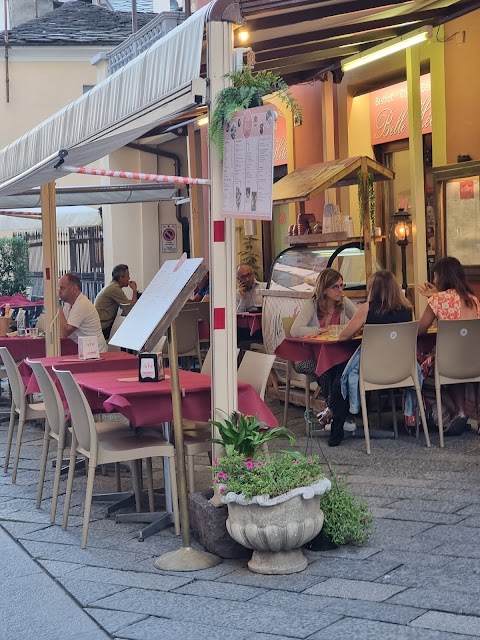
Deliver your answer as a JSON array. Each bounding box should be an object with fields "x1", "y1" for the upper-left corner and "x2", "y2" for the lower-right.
[{"x1": 343, "y1": 418, "x2": 356, "y2": 432}]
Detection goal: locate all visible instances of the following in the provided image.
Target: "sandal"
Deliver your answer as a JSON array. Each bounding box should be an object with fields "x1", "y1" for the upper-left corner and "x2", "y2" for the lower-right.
[{"x1": 317, "y1": 407, "x2": 333, "y2": 429}]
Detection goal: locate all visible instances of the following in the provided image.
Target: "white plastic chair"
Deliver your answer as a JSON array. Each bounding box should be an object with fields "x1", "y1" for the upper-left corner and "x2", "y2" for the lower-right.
[
  {"x1": 282, "y1": 317, "x2": 318, "y2": 433},
  {"x1": 237, "y1": 350, "x2": 276, "y2": 401},
  {"x1": 163, "y1": 308, "x2": 203, "y2": 370},
  {"x1": 359, "y1": 321, "x2": 431, "y2": 455},
  {"x1": 54, "y1": 367, "x2": 180, "y2": 548},
  {"x1": 0, "y1": 347, "x2": 46, "y2": 483},
  {"x1": 107, "y1": 316, "x2": 125, "y2": 352},
  {"x1": 434, "y1": 319, "x2": 480, "y2": 448}
]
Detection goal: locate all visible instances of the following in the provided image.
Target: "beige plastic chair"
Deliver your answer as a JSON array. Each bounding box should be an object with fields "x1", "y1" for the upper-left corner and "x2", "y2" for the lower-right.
[
  {"x1": 434, "y1": 319, "x2": 480, "y2": 448},
  {"x1": 163, "y1": 307, "x2": 203, "y2": 370},
  {"x1": 35, "y1": 313, "x2": 46, "y2": 333},
  {"x1": 107, "y1": 316, "x2": 125, "y2": 352},
  {"x1": 0, "y1": 347, "x2": 46, "y2": 483},
  {"x1": 282, "y1": 317, "x2": 318, "y2": 433},
  {"x1": 197, "y1": 300, "x2": 210, "y2": 347},
  {"x1": 359, "y1": 321, "x2": 430, "y2": 455},
  {"x1": 54, "y1": 367, "x2": 180, "y2": 548},
  {"x1": 237, "y1": 350, "x2": 276, "y2": 401}
]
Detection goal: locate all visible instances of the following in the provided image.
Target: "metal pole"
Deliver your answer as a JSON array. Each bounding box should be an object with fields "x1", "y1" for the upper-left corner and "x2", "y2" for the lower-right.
[
  {"x1": 131, "y1": 0, "x2": 138, "y2": 34},
  {"x1": 399, "y1": 241, "x2": 408, "y2": 294},
  {"x1": 154, "y1": 320, "x2": 220, "y2": 571}
]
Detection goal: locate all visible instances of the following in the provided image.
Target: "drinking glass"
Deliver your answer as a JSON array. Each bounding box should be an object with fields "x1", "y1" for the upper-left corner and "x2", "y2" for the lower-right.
[{"x1": 328, "y1": 324, "x2": 343, "y2": 338}]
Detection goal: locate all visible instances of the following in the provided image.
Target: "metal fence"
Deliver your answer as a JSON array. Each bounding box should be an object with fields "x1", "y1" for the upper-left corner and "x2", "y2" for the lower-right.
[{"x1": 16, "y1": 227, "x2": 105, "y2": 302}]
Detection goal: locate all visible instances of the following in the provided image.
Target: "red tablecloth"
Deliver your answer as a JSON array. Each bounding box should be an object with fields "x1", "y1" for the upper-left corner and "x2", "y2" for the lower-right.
[
  {"x1": 74, "y1": 368, "x2": 278, "y2": 428},
  {"x1": 0, "y1": 294, "x2": 44, "y2": 309},
  {"x1": 237, "y1": 312, "x2": 262, "y2": 336},
  {"x1": 19, "y1": 351, "x2": 138, "y2": 395},
  {"x1": 275, "y1": 336, "x2": 359, "y2": 377},
  {"x1": 0, "y1": 337, "x2": 78, "y2": 362}
]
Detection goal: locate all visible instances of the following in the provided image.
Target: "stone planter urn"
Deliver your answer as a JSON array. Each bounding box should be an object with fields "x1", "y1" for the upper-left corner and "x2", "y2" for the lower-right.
[{"x1": 220, "y1": 478, "x2": 331, "y2": 575}]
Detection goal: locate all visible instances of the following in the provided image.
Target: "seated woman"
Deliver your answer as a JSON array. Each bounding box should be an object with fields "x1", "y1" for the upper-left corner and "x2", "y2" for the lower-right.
[
  {"x1": 330, "y1": 270, "x2": 413, "y2": 446},
  {"x1": 290, "y1": 268, "x2": 357, "y2": 443},
  {"x1": 418, "y1": 256, "x2": 480, "y2": 430}
]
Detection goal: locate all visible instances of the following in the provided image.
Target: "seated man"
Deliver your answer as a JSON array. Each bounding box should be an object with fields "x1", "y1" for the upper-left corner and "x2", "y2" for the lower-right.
[
  {"x1": 58, "y1": 273, "x2": 107, "y2": 352},
  {"x1": 236, "y1": 264, "x2": 263, "y2": 343},
  {"x1": 95, "y1": 264, "x2": 138, "y2": 339}
]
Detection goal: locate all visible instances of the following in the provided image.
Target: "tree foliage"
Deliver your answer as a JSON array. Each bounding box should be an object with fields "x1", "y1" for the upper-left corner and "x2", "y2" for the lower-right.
[{"x1": 0, "y1": 236, "x2": 31, "y2": 295}]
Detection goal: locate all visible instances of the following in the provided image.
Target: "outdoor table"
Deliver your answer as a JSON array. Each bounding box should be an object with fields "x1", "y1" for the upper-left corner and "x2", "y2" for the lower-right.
[
  {"x1": 0, "y1": 294, "x2": 44, "y2": 309},
  {"x1": 237, "y1": 311, "x2": 262, "y2": 336},
  {"x1": 0, "y1": 336, "x2": 77, "y2": 362},
  {"x1": 19, "y1": 351, "x2": 138, "y2": 395},
  {"x1": 275, "y1": 334, "x2": 359, "y2": 377},
  {"x1": 73, "y1": 368, "x2": 278, "y2": 428}
]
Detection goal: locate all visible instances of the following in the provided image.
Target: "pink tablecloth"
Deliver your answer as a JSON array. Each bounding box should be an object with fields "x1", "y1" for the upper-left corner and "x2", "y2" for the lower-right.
[
  {"x1": 237, "y1": 312, "x2": 262, "y2": 337},
  {"x1": 0, "y1": 337, "x2": 78, "y2": 363},
  {"x1": 74, "y1": 368, "x2": 278, "y2": 428},
  {"x1": 275, "y1": 337, "x2": 358, "y2": 377},
  {"x1": 0, "y1": 294, "x2": 44, "y2": 308},
  {"x1": 19, "y1": 351, "x2": 138, "y2": 395}
]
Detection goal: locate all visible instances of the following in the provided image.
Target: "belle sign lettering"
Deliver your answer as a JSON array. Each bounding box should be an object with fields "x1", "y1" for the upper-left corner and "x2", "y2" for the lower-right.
[{"x1": 370, "y1": 73, "x2": 432, "y2": 145}]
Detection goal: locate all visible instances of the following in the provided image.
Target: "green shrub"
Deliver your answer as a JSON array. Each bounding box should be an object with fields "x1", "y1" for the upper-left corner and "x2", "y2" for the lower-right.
[
  {"x1": 0, "y1": 237, "x2": 31, "y2": 296},
  {"x1": 321, "y1": 476, "x2": 373, "y2": 545}
]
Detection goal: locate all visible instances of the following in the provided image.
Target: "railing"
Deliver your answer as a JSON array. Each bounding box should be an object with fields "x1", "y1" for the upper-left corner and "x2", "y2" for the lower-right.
[{"x1": 106, "y1": 11, "x2": 185, "y2": 74}]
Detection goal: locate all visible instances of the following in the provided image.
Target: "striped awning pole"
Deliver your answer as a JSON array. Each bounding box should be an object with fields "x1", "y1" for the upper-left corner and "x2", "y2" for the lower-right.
[{"x1": 58, "y1": 165, "x2": 211, "y2": 186}]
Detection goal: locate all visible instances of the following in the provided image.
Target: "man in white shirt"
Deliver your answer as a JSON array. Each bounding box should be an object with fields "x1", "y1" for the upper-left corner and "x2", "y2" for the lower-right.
[
  {"x1": 58, "y1": 273, "x2": 107, "y2": 352},
  {"x1": 236, "y1": 264, "x2": 263, "y2": 313}
]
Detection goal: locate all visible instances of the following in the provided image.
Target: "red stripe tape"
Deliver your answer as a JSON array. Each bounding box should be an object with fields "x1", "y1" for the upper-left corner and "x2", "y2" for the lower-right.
[
  {"x1": 213, "y1": 220, "x2": 225, "y2": 243},
  {"x1": 213, "y1": 307, "x2": 225, "y2": 330}
]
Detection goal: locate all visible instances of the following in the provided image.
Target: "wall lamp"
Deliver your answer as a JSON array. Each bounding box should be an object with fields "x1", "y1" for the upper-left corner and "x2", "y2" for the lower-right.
[
  {"x1": 341, "y1": 26, "x2": 433, "y2": 72},
  {"x1": 391, "y1": 208, "x2": 411, "y2": 293}
]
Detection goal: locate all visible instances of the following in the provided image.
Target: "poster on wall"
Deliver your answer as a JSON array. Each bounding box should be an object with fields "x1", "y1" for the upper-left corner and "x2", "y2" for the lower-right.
[
  {"x1": 370, "y1": 73, "x2": 432, "y2": 146},
  {"x1": 445, "y1": 177, "x2": 480, "y2": 266},
  {"x1": 161, "y1": 224, "x2": 177, "y2": 254},
  {"x1": 222, "y1": 105, "x2": 275, "y2": 221}
]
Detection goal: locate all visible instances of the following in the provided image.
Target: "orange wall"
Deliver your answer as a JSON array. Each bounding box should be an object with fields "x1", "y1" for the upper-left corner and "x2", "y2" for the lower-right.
[
  {"x1": 291, "y1": 81, "x2": 325, "y2": 220},
  {"x1": 445, "y1": 10, "x2": 480, "y2": 164}
]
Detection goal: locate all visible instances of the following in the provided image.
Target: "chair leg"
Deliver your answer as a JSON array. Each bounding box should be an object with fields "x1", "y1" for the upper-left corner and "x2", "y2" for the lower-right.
[
  {"x1": 187, "y1": 453, "x2": 195, "y2": 494},
  {"x1": 390, "y1": 390, "x2": 398, "y2": 439},
  {"x1": 168, "y1": 455, "x2": 180, "y2": 535},
  {"x1": 435, "y1": 381, "x2": 445, "y2": 448},
  {"x1": 11, "y1": 415, "x2": 26, "y2": 484},
  {"x1": 360, "y1": 389, "x2": 371, "y2": 455},
  {"x1": 36, "y1": 426, "x2": 50, "y2": 508},
  {"x1": 3, "y1": 404, "x2": 16, "y2": 473},
  {"x1": 305, "y1": 383, "x2": 311, "y2": 434},
  {"x1": 81, "y1": 464, "x2": 96, "y2": 549},
  {"x1": 145, "y1": 458, "x2": 155, "y2": 512},
  {"x1": 283, "y1": 367, "x2": 291, "y2": 428},
  {"x1": 131, "y1": 460, "x2": 142, "y2": 513},
  {"x1": 50, "y1": 445, "x2": 64, "y2": 524},
  {"x1": 415, "y1": 383, "x2": 431, "y2": 448},
  {"x1": 115, "y1": 462, "x2": 122, "y2": 492},
  {"x1": 62, "y1": 434, "x2": 77, "y2": 531}
]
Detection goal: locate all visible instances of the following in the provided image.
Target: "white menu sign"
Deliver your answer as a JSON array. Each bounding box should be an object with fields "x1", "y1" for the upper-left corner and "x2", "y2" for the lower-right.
[{"x1": 222, "y1": 105, "x2": 275, "y2": 221}]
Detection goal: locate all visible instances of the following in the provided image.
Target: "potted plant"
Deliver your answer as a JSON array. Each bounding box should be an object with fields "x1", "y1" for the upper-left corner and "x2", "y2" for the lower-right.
[
  {"x1": 305, "y1": 475, "x2": 373, "y2": 551},
  {"x1": 188, "y1": 411, "x2": 296, "y2": 559},
  {"x1": 214, "y1": 452, "x2": 331, "y2": 575},
  {"x1": 208, "y1": 67, "x2": 301, "y2": 158}
]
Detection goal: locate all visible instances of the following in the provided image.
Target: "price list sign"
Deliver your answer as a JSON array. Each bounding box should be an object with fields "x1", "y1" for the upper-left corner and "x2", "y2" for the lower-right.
[{"x1": 222, "y1": 105, "x2": 275, "y2": 221}]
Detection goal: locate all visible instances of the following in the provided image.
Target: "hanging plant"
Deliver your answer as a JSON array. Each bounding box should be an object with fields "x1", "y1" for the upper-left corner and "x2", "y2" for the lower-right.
[
  {"x1": 357, "y1": 171, "x2": 375, "y2": 235},
  {"x1": 208, "y1": 67, "x2": 302, "y2": 159}
]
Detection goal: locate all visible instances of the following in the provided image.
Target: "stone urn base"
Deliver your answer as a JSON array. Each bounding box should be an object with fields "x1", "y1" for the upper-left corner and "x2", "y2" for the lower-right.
[{"x1": 248, "y1": 548, "x2": 308, "y2": 575}]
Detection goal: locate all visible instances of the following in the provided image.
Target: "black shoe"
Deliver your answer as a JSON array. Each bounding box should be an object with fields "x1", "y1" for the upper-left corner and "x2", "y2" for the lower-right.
[{"x1": 328, "y1": 436, "x2": 343, "y2": 447}]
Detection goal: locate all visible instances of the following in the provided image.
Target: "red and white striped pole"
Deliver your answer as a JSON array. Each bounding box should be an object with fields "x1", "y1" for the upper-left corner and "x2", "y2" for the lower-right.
[{"x1": 58, "y1": 165, "x2": 211, "y2": 186}]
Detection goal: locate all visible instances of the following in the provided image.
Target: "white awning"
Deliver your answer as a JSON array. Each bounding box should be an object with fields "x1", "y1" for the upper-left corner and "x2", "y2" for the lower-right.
[
  {"x1": 0, "y1": 3, "x2": 209, "y2": 197},
  {"x1": 0, "y1": 206, "x2": 102, "y2": 230}
]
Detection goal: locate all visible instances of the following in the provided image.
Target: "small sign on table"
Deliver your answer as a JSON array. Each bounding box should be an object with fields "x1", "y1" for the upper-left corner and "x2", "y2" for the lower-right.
[{"x1": 78, "y1": 336, "x2": 100, "y2": 360}]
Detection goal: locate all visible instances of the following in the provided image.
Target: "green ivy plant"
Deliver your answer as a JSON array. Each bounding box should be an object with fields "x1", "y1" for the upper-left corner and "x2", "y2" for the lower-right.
[
  {"x1": 210, "y1": 410, "x2": 295, "y2": 458},
  {"x1": 321, "y1": 475, "x2": 373, "y2": 545},
  {"x1": 357, "y1": 170, "x2": 375, "y2": 235},
  {"x1": 0, "y1": 236, "x2": 31, "y2": 296},
  {"x1": 212, "y1": 452, "x2": 324, "y2": 500},
  {"x1": 208, "y1": 67, "x2": 302, "y2": 158}
]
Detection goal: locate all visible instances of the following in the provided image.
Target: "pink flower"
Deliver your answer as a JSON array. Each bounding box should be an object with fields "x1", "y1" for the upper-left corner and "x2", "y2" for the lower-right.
[
  {"x1": 213, "y1": 458, "x2": 218, "y2": 467},
  {"x1": 307, "y1": 458, "x2": 313, "y2": 464},
  {"x1": 245, "y1": 461, "x2": 255, "y2": 470},
  {"x1": 217, "y1": 472, "x2": 228, "y2": 480},
  {"x1": 295, "y1": 460, "x2": 300, "y2": 465},
  {"x1": 219, "y1": 487, "x2": 226, "y2": 494},
  {"x1": 213, "y1": 479, "x2": 219, "y2": 485},
  {"x1": 256, "y1": 461, "x2": 263, "y2": 467}
]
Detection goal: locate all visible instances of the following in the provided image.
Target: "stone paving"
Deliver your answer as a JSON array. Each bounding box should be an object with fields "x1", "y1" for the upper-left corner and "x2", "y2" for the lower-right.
[{"x1": 3, "y1": 389, "x2": 480, "y2": 639}]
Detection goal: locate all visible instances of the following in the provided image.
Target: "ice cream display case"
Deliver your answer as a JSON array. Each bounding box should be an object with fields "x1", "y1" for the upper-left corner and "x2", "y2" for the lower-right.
[{"x1": 262, "y1": 242, "x2": 380, "y2": 355}]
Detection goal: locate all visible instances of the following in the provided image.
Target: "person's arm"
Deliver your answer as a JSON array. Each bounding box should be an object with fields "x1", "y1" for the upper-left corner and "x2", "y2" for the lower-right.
[
  {"x1": 418, "y1": 282, "x2": 438, "y2": 298},
  {"x1": 110, "y1": 286, "x2": 136, "y2": 316},
  {"x1": 338, "y1": 302, "x2": 369, "y2": 341},
  {"x1": 418, "y1": 304, "x2": 436, "y2": 336},
  {"x1": 58, "y1": 306, "x2": 77, "y2": 338},
  {"x1": 290, "y1": 300, "x2": 327, "y2": 337},
  {"x1": 237, "y1": 286, "x2": 247, "y2": 312},
  {"x1": 128, "y1": 280, "x2": 138, "y2": 306}
]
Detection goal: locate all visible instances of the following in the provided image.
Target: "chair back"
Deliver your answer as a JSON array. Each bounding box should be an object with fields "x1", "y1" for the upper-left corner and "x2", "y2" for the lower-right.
[
  {"x1": 0, "y1": 347, "x2": 25, "y2": 409},
  {"x1": 201, "y1": 347, "x2": 239, "y2": 376},
  {"x1": 28, "y1": 360, "x2": 65, "y2": 442},
  {"x1": 53, "y1": 368, "x2": 96, "y2": 455},
  {"x1": 164, "y1": 308, "x2": 201, "y2": 359},
  {"x1": 360, "y1": 321, "x2": 419, "y2": 388},
  {"x1": 282, "y1": 317, "x2": 295, "y2": 338},
  {"x1": 238, "y1": 350, "x2": 276, "y2": 400},
  {"x1": 35, "y1": 313, "x2": 46, "y2": 333},
  {"x1": 436, "y1": 319, "x2": 480, "y2": 381},
  {"x1": 109, "y1": 316, "x2": 125, "y2": 340}
]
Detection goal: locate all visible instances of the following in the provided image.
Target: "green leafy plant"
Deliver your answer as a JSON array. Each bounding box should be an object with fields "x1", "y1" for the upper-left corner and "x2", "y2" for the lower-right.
[
  {"x1": 357, "y1": 170, "x2": 375, "y2": 234},
  {"x1": 321, "y1": 476, "x2": 373, "y2": 545},
  {"x1": 0, "y1": 236, "x2": 31, "y2": 296},
  {"x1": 208, "y1": 67, "x2": 302, "y2": 158},
  {"x1": 210, "y1": 411, "x2": 295, "y2": 458},
  {"x1": 212, "y1": 453, "x2": 324, "y2": 500},
  {"x1": 236, "y1": 225, "x2": 261, "y2": 280}
]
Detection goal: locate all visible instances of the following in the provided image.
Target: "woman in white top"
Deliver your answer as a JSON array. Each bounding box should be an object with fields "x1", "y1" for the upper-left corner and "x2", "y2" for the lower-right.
[{"x1": 291, "y1": 269, "x2": 357, "y2": 437}]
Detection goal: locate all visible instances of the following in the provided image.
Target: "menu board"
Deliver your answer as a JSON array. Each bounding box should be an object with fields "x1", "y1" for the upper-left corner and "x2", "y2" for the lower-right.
[
  {"x1": 222, "y1": 105, "x2": 275, "y2": 221},
  {"x1": 445, "y1": 177, "x2": 480, "y2": 266},
  {"x1": 109, "y1": 255, "x2": 206, "y2": 352}
]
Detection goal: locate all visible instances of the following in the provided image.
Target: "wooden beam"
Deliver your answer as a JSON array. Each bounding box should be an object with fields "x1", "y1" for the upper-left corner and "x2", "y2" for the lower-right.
[{"x1": 40, "y1": 182, "x2": 60, "y2": 357}]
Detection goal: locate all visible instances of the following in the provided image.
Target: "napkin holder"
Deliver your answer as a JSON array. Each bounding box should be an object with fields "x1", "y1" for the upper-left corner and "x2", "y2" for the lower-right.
[
  {"x1": 139, "y1": 352, "x2": 165, "y2": 382},
  {"x1": 78, "y1": 336, "x2": 100, "y2": 360}
]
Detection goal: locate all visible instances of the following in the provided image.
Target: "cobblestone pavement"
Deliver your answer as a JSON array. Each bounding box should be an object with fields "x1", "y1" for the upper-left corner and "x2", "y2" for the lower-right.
[{"x1": 2, "y1": 387, "x2": 480, "y2": 639}]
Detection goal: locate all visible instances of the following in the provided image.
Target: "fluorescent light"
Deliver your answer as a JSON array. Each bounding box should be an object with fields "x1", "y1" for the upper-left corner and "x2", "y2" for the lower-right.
[
  {"x1": 341, "y1": 26, "x2": 432, "y2": 72},
  {"x1": 196, "y1": 116, "x2": 208, "y2": 126}
]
